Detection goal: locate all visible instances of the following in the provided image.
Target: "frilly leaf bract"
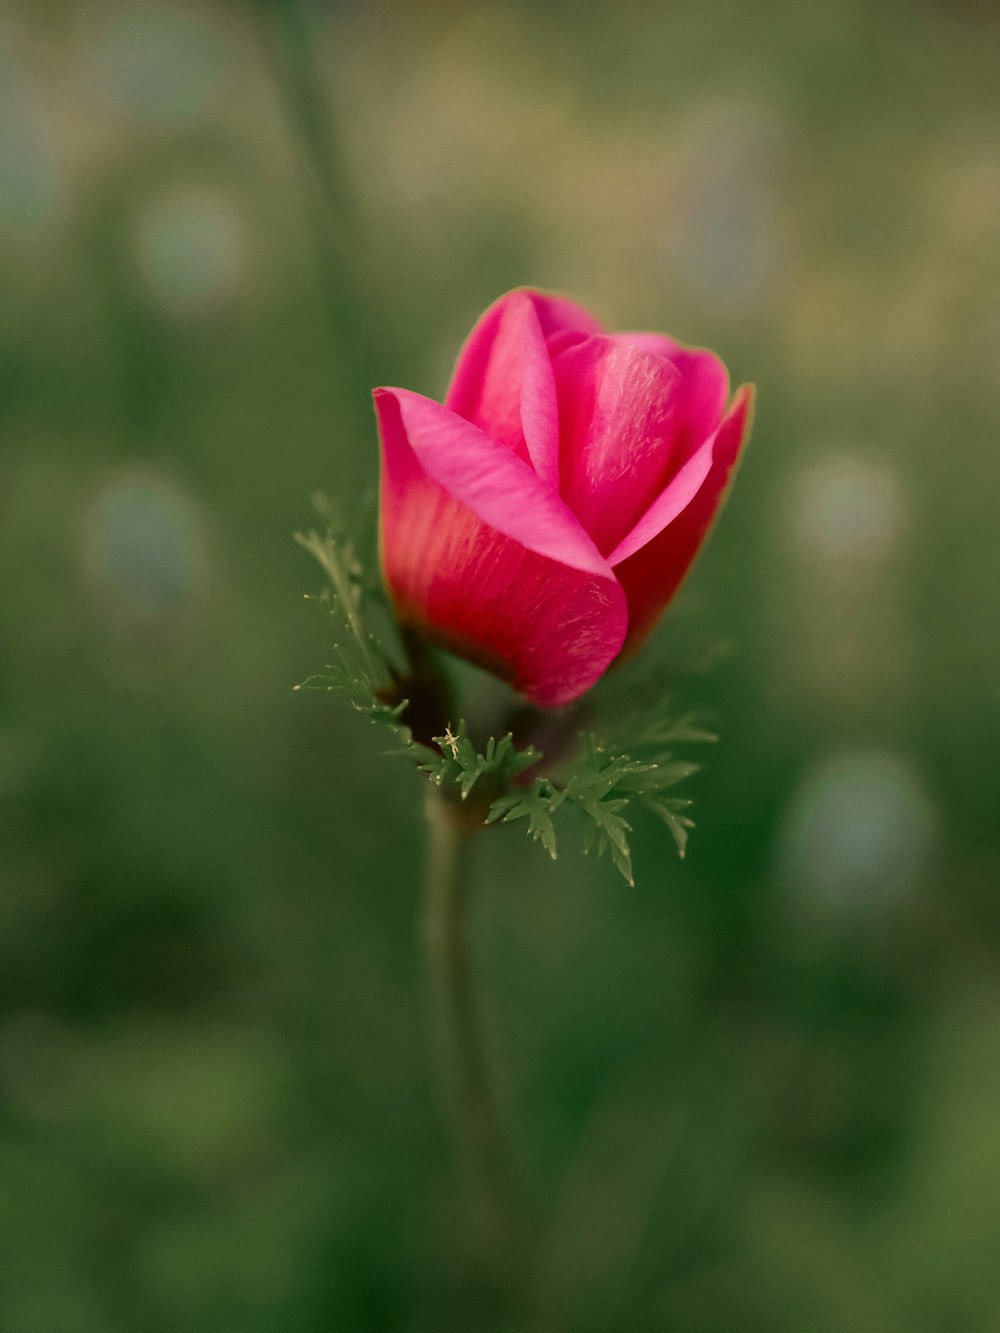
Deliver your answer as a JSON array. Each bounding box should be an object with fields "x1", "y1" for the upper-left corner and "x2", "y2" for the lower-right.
[
  {"x1": 418, "y1": 723, "x2": 541, "y2": 802},
  {"x1": 485, "y1": 727, "x2": 712, "y2": 885},
  {"x1": 294, "y1": 526, "x2": 429, "y2": 757}
]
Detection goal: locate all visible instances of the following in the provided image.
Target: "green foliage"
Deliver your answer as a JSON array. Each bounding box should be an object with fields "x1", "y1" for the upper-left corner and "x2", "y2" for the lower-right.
[
  {"x1": 418, "y1": 716, "x2": 712, "y2": 886},
  {"x1": 298, "y1": 529, "x2": 712, "y2": 884},
  {"x1": 417, "y1": 724, "x2": 541, "y2": 800},
  {"x1": 293, "y1": 526, "x2": 421, "y2": 745},
  {"x1": 487, "y1": 728, "x2": 711, "y2": 886},
  {"x1": 294, "y1": 529, "x2": 388, "y2": 699}
]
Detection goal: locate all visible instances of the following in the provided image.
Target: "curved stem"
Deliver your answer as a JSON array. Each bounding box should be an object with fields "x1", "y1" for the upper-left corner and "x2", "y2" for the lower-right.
[{"x1": 421, "y1": 790, "x2": 527, "y2": 1288}]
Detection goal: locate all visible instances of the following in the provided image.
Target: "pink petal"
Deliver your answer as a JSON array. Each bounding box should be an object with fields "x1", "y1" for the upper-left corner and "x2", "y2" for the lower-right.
[
  {"x1": 614, "y1": 385, "x2": 754, "y2": 654},
  {"x1": 533, "y1": 289, "x2": 608, "y2": 359},
  {"x1": 552, "y1": 337, "x2": 683, "y2": 558},
  {"x1": 376, "y1": 393, "x2": 628, "y2": 707},
  {"x1": 529, "y1": 290, "x2": 605, "y2": 339},
  {"x1": 445, "y1": 289, "x2": 600, "y2": 489},
  {"x1": 606, "y1": 429, "x2": 716, "y2": 567},
  {"x1": 375, "y1": 387, "x2": 609, "y2": 577},
  {"x1": 613, "y1": 332, "x2": 686, "y2": 360},
  {"x1": 614, "y1": 334, "x2": 729, "y2": 456}
]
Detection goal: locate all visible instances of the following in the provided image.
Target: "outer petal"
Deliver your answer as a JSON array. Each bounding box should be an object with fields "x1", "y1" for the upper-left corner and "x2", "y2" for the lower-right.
[
  {"x1": 375, "y1": 388, "x2": 627, "y2": 707},
  {"x1": 445, "y1": 289, "x2": 601, "y2": 489},
  {"x1": 614, "y1": 385, "x2": 754, "y2": 654},
  {"x1": 552, "y1": 337, "x2": 683, "y2": 558},
  {"x1": 376, "y1": 387, "x2": 609, "y2": 576}
]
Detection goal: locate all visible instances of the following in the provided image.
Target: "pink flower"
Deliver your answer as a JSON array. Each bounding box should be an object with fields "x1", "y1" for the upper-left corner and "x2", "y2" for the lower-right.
[{"x1": 374, "y1": 289, "x2": 753, "y2": 708}]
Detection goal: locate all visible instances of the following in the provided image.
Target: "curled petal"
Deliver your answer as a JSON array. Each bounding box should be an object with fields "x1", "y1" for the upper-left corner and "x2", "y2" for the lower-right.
[
  {"x1": 606, "y1": 430, "x2": 716, "y2": 567},
  {"x1": 375, "y1": 387, "x2": 609, "y2": 576},
  {"x1": 376, "y1": 388, "x2": 627, "y2": 707},
  {"x1": 614, "y1": 384, "x2": 754, "y2": 654}
]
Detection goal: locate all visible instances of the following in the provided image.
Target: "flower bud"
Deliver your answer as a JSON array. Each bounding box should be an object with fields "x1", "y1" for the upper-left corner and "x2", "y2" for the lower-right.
[{"x1": 375, "y1": 288, "x2": 752, "y2": 707}]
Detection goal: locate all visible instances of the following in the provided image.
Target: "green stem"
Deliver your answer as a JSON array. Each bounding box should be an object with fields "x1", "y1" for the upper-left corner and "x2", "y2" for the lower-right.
[{"x1": 421, "y1": 790, "x2": 527, "y2": 1289}]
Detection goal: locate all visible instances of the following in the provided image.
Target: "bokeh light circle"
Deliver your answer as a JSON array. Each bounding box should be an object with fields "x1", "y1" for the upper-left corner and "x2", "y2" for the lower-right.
[
  {"x1": 82, "y1": 469, "x2": 207, "y2": 616},
  {"x1": 781, "y1": 750, "x2": 935, "y2": 913},
  {"x1": 789, "y1": 453, "x2": 909, "y2": 565},
  {"x1": 135, "y1": 185, "x2": 247, "y2": 314}
]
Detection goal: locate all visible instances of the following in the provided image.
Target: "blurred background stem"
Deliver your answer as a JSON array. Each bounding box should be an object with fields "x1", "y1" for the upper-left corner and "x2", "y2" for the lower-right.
[{"x1": 256, "y1": 0, "x2": 383, "y2": 446}]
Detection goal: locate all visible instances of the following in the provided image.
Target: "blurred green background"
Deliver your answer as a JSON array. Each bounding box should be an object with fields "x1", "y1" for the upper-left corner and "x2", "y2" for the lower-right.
[{"x1": 2, "y1": 1, "x2": 999, "y2": 1329}]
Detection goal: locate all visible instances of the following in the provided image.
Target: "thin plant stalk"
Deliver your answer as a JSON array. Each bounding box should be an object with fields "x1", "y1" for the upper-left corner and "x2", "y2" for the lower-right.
[{"x1": 421, "y1": 789, "x2": 530, "y2": 1295}]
